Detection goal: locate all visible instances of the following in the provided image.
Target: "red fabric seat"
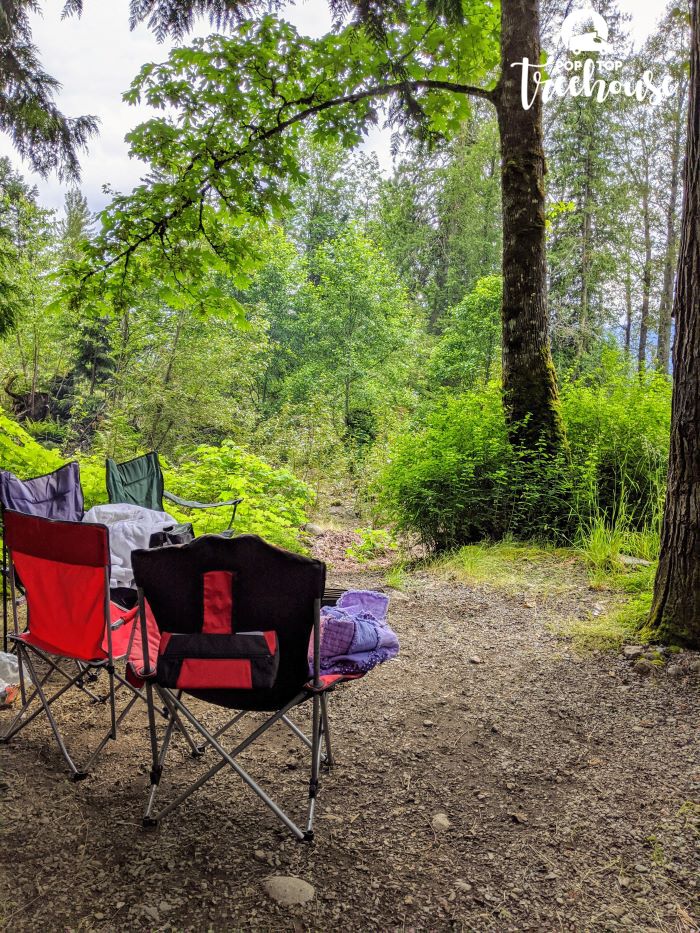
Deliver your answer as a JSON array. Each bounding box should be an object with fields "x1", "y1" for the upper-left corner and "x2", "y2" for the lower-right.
[
  {"x1": 1, "y1": 510, "x2": 146, "y2": 780},
  {"x1": 15, "y1": 602, "x2": 136, "y2": 661},
  {"x1": 6, "y1": 512, "x2": 112, "y2": 662}
]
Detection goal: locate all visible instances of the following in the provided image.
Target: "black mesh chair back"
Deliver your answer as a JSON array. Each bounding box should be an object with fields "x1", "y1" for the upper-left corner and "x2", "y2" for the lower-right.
[{"x1": 131, "y1": 534, "x2": 325, "y2": 710}]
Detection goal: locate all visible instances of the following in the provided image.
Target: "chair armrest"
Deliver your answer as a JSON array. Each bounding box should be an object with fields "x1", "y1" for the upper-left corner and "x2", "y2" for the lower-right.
[{"x1": 164, "y1": 491, "x2": 244, "y2": 510}]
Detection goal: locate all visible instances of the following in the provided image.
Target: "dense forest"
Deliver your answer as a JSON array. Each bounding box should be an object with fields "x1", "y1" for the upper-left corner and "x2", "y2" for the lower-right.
[{"x1": 0, "y1": 0, "x2": 696, "y2": 642}]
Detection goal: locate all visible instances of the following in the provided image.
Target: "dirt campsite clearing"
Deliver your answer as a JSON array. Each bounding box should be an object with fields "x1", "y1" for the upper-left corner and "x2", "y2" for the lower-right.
[{"x1": 1, "y1": 539, "x2": 698, "y2": 933}]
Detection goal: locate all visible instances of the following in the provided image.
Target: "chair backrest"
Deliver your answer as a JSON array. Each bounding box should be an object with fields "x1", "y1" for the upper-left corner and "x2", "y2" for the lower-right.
[
  {"x1": 132, "y1": 535, "x2": 325, "y2": 699},
  {"x1": 106, "y1": 452, "x2": 164, "y2": 511},
  {"x1": 4, "y1": 510, "x2": 111, "y2": 661},
  {"x1": 0, "y1": 461, "x2": 84, "y2": 521}
]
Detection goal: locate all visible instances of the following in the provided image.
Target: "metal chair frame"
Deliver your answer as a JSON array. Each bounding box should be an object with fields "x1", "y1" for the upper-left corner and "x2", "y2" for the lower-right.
[
  {"x1": 0, "y1": 545, "x2": 197, "y2": 779},
  {"x1": 139, "y1": 594, "x2": 337, "y2": 842}
]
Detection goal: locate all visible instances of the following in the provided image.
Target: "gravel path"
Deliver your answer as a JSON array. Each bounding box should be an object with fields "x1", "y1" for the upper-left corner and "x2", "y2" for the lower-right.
[{"x1": 1, "y1": 562, "x2": 698, "y2": 932}]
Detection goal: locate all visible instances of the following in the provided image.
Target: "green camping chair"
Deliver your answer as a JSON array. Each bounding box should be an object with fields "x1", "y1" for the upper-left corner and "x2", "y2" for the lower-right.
[{"x1": 105, "y1": 452, "x2": 243, "y2": 534}]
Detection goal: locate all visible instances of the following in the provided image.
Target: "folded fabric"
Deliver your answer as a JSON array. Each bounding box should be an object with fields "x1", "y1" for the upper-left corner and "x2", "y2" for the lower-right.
[
  {"x1": 310, "y1": 589, "x2": 399, "y2": 676},
  {"x1": 83, "y1": 503, "x2": 177, "y2": 589}
]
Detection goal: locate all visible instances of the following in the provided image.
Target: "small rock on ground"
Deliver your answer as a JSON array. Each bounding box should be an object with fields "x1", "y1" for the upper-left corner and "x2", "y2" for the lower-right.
[
  {"x1": 263, "y1": 875, "x2": 315, "y2": 906},
  {"x1": 431, "y1": 812, "x2": 450, "y2": 832}
]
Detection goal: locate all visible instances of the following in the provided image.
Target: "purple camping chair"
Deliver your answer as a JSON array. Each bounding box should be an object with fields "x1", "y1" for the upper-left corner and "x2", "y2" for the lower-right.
[{"x1": 0, "y1": 462, "x2": 84, "y2": 651}]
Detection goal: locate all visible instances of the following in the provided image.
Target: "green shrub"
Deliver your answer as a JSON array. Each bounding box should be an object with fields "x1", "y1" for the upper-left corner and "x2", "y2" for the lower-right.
[
  {"x1": 379, "y1": 385, "x2": 572, "y2": 548},
  {"x1": 562, "y1": 349, "x2": 670, "y2": 530},
  {"x1": 345, "y1": 527, "x2": 397, "y2": 562},
  {"x1": 428, "y1": 276, "x2": 502, "y2": 390},
  {"x1": 162, "y1": 442, "x2": 314, "y2": 552},
  {"x1": 378, "y1": 351, "x2": 671, "y2": 550},
  {"x1": 0, "y1": 408, "x2": 63, "y2": 477}
]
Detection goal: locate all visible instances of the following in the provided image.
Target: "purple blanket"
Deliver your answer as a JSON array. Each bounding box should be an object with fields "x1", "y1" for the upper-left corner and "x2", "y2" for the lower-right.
[{"x1": 310, "y1": 590, "x2": 399, "y2": 676}]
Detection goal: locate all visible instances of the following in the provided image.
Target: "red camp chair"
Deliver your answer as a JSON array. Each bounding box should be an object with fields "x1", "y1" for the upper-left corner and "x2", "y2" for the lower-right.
[
  {"x1": 0, "y1": 510, "x2": 154, "y2": 779},
  {"x1": 0, "y1": 461, "x2": 85, "y2": 652},
  {"x1": 130, "y1": 534, "x2": 362, "y2": 841}
]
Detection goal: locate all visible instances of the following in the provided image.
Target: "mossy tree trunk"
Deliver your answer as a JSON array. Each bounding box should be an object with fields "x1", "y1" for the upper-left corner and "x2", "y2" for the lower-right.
[
  {"x1": 648, "y1": 0, "x2": 700, "y2": 648},
  {"x1": 493, "y1": 0, "x2": 566, "y2": 456}
]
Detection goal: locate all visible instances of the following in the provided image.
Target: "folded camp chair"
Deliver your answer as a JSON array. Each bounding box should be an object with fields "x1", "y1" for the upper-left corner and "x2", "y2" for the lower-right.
[
  {"x1": 130, "y1": 534, "x2": 362, "y2": 841},
  {"x1": 106, "y1": 452, "x2": 243, "y2": 535},
  {"x1": 0, "y1": 462, "x2": 84, "y2": 652},
  {"x1": 0, "y1": 510, "x2": 149, "y2": 780}
]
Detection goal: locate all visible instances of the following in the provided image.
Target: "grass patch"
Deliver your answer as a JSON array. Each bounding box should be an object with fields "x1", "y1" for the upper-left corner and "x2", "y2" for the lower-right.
[
  {"x1": 430, "y1": 535, "x2": 659, "y2": 653},
  {"x1": 385, "y1": 561, "x2": 408, "y2": 590},
  {"x1": 562, "y1": 591, "x2": 653, "y2": 652},
  {"x1": 575, "y1": 502, "x2": 660, "y2": 589},
  {"x1": 434, "y1": 540, "x2": 581, "y2": 597}
]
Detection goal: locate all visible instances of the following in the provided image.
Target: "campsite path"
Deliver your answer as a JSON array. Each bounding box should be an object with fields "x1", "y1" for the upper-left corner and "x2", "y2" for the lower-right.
[{"x1": 1, "y1": 542, "x2": 699, "y2": 932}]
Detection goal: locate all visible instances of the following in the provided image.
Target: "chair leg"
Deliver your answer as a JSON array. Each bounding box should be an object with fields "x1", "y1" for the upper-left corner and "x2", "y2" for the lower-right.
[
  {"x1": 1, "y1": 656, "x2": 58, "y2": 741},
  {"x1": 281, "y1": 713, "x2": 312, "y2": 749},
  {"x1": 144, "y1": 688, "x2": 309, "y2": 839},
  {"x1": 281, "y1": 705, "x2": 334, "y2": 769},
  {"x1": 82, "y1": 692, "x2": 139, "y2": 773},
  {"x1": 16, "y1": 631, "x2": 27, "y2": 706},
  {"x1": 2, "y1": 541, "x2": 7, "y2": 655},
  {"x1": 30, "y1": 648, "x2": 105, "y2": 703},
  {"x1": 195, "y1": 710, "x2": 248, "y2": 756},
  {"x1": 2, "y1": 646, "x2": 142, "y2": 778},
  {"x1": 169, "y1": 690, "x2": 207, "y2": 759},
  {"x1": 320, "y1": 693, "x2": 334, "y2": 768},
  {"x1": 304, "y1": 694, "x2": 322, "y2": 841},
  {"x1": 18, "y1": 645, "x2": 86, "y2": 779},
  {"x1": 143, "y1": 680, "x2": 166, "y2": 827}
]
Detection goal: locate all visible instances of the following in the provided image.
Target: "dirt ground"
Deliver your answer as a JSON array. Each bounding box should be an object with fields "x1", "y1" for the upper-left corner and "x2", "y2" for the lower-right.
[{"x1": 1, "y1": 544, "x2": 699, "y2": 932}]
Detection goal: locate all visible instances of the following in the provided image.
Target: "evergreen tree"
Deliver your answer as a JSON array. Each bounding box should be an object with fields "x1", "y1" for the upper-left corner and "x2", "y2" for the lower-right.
[
  {"x1": 0, "y1": 1, "x2": 97, "y2": 179},
  {"x1": 377, "y1": 115, "x2": 501, "y2": 332},
  {"x1": 545, "y1": 1, "x2": 630, "y2": 367},
  {"x1": 0, "y1": 156, "x2": 35, "y2": 335},
  {"x1": 59, "y1": 189, "x2": 94, "y2": 262},
  {"x1": 648, "y1": 4, "x2": 690, "y2": 373},
  {"x1": 1, "y1": 1, "x2": 253, "y2": 179}
]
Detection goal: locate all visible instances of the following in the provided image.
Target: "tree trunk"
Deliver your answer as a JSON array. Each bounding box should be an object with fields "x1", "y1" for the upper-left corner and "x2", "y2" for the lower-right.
[
  {"x1": 638, "y1": 174, "x2": 652, "y2": 372},
  {"x1": 494, "y1": 0, "x2": 566, "y2": 455},
  {"x1": 648, "y1": 0, "x2": 700, "y2": 647},
  {"x1": 579, "y1": 143, "x2": 593, "y2": 357},
  {"x1": 657, "y1": 77, "x2": 687, "y2": 374},
  {"x1": 624, "y1": 247, "x2": 633, "y2": 355}
]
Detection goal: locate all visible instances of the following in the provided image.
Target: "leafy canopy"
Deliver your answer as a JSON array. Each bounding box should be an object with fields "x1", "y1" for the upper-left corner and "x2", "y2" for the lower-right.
[{"x1": 74, "y1": 1, "x2": 500, "y2": 297}]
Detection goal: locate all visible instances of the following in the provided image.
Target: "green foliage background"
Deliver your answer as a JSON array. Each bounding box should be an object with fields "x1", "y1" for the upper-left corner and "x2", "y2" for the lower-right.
[
  {"x1": 0, "y1": 1, "x2": 686, "y2": 565},
  {"x1": 0, "y1": 409, "x2": 314, "y2": 552}
]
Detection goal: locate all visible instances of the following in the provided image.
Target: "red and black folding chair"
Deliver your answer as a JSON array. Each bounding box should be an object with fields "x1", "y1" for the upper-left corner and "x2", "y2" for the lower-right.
[
  {"x1": 130, "y1": 534, "x2": 362, "y2": 841},
  {"x1": 0, "y1": 510, "x2": 177, "y2": 780},
  {"x1": 0, "y1": 462, "x2": 85, "y2": 652}
]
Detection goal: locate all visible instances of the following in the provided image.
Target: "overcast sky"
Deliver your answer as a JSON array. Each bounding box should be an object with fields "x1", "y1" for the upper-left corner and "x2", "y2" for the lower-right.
[{"x1": 0, "y1": 0, "x2": 664, "y2": 217}]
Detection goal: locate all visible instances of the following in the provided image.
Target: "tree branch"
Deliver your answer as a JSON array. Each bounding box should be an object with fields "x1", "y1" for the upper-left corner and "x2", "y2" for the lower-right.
[{"x1": 85, "y1": 76, "x2": 494, "y2": 280}]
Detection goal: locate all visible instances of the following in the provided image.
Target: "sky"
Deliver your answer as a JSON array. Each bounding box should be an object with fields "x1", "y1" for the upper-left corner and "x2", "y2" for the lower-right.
[{"x1": 0, "y1": 0, "x2": 664, "y2": 216}]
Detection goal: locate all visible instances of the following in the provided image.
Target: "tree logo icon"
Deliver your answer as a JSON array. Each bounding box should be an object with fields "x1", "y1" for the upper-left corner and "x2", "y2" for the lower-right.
[{"x1": 560, "y1": 8, "x2": 612, "y2": 56}]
